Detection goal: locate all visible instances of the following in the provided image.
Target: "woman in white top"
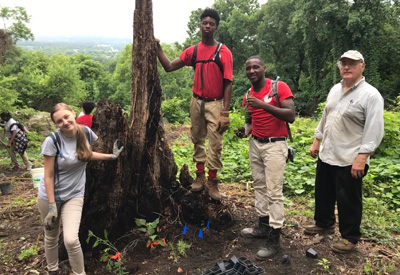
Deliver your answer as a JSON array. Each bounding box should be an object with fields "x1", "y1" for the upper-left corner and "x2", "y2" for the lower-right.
[{"x1": 38, "y1": 103, "x2": 123, "y2": 275}]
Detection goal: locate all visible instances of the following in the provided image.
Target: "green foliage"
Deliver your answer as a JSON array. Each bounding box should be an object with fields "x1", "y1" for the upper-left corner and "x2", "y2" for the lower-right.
[
  {"x1": 86, "y1": 230, "x2": 128, "y2": 275},
  {"x1": 0, "y1": 74, "x2": 19, "y2": 111},
  {"x1": 135, "y1": 218, "x2": 162, "y2": 242},
  {"x1": 110, "y1": 44, "x2": 132, "y2": 107},
  {"x1": 361, "y1": 197, "x2": 400, "y2": 246},
  {"x1": 316, "y1": 258, "x2": 331, "y2": 271},
  {"x1": 0, "y1": 5, "x2": 34, "y2": 42},
  {"x1": 220, "y1": 110, "x2": 252, "y2": 183},
  {"x1": 362, "y1": 253, "x2": 398, "y2": 274},
  {"x1": 17, "y1": 244, "x2": 39, "y2": 261},
  {"x1": 161, "y1": 97, "x2": 189, "y2": 124},
  {"x1": 169, "y1": 240, "x2": 191, "y2": 263}
]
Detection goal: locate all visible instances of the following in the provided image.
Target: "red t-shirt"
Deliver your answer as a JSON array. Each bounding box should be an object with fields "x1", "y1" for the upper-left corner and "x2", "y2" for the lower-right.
[
  {"x1": 179, "y1": 42, "x2": 233, "y2": 99},
  {"x1": 242, "y1": 79, "x2": 293, "y2": 138},
  {"x1": 76, "y1": 114, "x2": 93, "y2": 128}
]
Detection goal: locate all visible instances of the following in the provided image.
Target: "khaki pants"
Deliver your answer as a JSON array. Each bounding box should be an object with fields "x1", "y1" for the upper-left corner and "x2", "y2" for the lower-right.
[
  {"x1": 249, "y1": 138, "x2": 288, "y2": 229},
  {"x1": 190, "y1": 97, "x2": 224, "y2": 171},
  {"x1": 38, "y1": 197, "x2": 86, "y2": 275},
  {"x1": 7, "y1": 145, "x2": 31, "y2": 168}
]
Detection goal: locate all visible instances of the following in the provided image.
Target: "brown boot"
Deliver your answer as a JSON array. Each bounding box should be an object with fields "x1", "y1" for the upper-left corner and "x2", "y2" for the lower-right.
[
  {"x1": 205, "y1": 177, "x2": 222, "y2": 200},
  {"x1": 190, "y1": 171, "x2": 206, "y2": 192}
]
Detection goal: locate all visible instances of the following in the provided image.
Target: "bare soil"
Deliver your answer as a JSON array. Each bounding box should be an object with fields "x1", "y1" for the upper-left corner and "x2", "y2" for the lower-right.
[{"x1": 1, "y1": 126, "x2": 399, "y2": 275}]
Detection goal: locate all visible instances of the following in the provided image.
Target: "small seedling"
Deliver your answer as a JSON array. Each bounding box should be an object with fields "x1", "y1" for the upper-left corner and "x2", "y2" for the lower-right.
[{"x1": 317, "y1": 258, "x2": 331, "y2": 271}]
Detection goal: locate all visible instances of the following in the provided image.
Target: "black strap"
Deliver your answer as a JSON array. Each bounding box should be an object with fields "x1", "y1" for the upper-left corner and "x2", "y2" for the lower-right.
[
  {"x1": 191, "y1": 43, "x2": 224, "y2": 90},
  {"x1": 271, "y1": 79, "x2": 293, "y2": 143},
  {"x1": 10, "y1": 122, "x2": 25, "y2": 132},
  {"x1": 49, "y1": 126, "x2": 91, "y2": 199}
]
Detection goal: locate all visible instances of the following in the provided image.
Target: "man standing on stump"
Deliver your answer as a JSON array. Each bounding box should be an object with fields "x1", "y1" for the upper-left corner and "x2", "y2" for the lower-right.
[
  {"x1": 304, "y1": 50, "x2": 384, "y2": 254},
  {"x1": 238, "y1": 56, "x2": 295, "y2": 260},
  {"x1": 156, "y1": 8, "x2": 233, "y2": 201}
]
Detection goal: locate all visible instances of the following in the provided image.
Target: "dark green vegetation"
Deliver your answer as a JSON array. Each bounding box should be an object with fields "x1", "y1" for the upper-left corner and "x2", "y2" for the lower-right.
[
  {"x1": 1, "y1": 1, "x2": 399, "y2": 273},
  {"x1": 2, "y1": 0, "x2": 400, "y2": 117}
]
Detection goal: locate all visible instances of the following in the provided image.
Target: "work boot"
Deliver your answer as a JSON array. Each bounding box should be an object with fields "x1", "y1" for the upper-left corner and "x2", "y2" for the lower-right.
[
  {"x1": 256, "y1": 228, "x2": 281, "y2": 260},
  {"x1": 241, "y1": 217, "x2": 271, "y2": 238},
  {"x1": 204, "y1": 177, "x2": 222, "y2": 200},
  {"x1": 190, "y1": 171, "x2": 206, "y2": 192},
  {"x1": 304, "y1": 224, "x2": 335, "y2": 235},
  {"x1": 331, "y1": 239, "x2": 357, "y2": 254}
]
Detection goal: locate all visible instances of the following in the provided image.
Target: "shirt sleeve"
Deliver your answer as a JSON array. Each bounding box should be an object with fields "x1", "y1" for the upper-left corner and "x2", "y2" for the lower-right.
[
  {"x1": 41, "y1": 136, "x2": 57, "y2": 157},
  {"x1": 220, "y1": 46, "x2": 233, "y2": 82},
  {"x1": 359, "y1": 93, "x2": 384, "y2": 153},
  {"x1": 277, "y1": 81, "x2": 293, "y2": 102},
  {"x1": 179, "y1": 45, "x2": 195, "y2": 66},
  {"x1": 88, "y1": 128, "x2": 98, "y2": 145}
]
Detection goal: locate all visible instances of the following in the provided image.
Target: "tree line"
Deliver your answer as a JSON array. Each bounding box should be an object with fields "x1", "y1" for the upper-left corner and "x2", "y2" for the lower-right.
[{"x1": 1, "y1": 0, "x2": 399, "y2": 118}]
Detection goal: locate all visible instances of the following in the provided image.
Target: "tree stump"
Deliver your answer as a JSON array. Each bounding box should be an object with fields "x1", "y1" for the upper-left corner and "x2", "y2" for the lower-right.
[{"x1": 75, "y1": 0, "x2": 233, "y2": 253}]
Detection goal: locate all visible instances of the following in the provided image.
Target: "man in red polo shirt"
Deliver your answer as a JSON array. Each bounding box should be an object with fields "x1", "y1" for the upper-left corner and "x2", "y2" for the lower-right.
[
  {"x1": 156, "y1": 8, "x2": 233, "y2": 201},
  {"x1": 238, "y1": 56, "x2": 295, "y2": 260}
]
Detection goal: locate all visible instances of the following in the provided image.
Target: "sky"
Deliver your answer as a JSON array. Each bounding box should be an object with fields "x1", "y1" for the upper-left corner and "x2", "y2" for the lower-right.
[{"x1": 2, "y1": 0, "x2": 267, "y2": 44}]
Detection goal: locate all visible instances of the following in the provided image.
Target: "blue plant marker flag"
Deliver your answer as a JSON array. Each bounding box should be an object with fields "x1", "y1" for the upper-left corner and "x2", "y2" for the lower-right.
[
  {"x1": 206, "y1": 221, "x2": 210, "y2": 229},
  {"x1": 183, "y1": 224, "x2": 188, "y2": 235},
  {"x1": 198, "y1": 229, "x2": 203, "y2": 238}
]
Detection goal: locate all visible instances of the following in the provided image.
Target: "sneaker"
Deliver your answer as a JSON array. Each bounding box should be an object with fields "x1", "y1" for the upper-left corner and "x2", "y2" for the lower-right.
[
  {"x1": 190, "y1": 171, "x2": 206, "y2": 192},
  {"x1": 331, "y1": 239, "x2": 356, "y2": 254},
  {"x1": 304, "y1": 224, "x2": 335, "y2": 235}
]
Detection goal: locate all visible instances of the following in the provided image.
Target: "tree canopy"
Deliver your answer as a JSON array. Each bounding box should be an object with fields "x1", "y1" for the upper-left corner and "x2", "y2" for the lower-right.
[
  {"x1": 0, "y1": 5, "x2": 34, "y2": 43},
  {"x1": 1, "y1": 0, "x2": 400, "y2": 116}
]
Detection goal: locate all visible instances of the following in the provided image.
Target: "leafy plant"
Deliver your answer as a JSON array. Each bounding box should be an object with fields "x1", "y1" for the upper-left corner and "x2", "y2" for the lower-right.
[
  {"x1": 316, "y1": 258, "x2": 331, "y2": 271},
  {"x1": 86, "y1": 230, "x2": 128, "y2": 275},
  {"x1": 135, "y1": 217, "x2": 167, "y2": 250},
  {"x1": 135, "y1": 217, "x2": 160, "y2": 241},
  {"x1": 18, "y1": 244, "x2": 39, "y2": 261},
  {"x1": 169, "y1": 240, "x2": 191, "y2": 262}
]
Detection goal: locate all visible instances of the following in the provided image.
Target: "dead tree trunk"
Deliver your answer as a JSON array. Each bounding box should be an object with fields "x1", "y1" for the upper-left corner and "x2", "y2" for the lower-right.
[
  {"x1": 0, "y1": 29, "x2": 13, "y2": 64},
  {"x1": 78, "y1": 0, "x2": 233, "y2": 251},
  {"x1": 79, "y1": 0, "x2": 177, "y2": 244}
]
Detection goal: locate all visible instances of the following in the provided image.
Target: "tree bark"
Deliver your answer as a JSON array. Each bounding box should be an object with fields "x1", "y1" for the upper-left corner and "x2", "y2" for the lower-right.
[{"x1": 79, "y1": 0, "x2": 177, "y2": 245}]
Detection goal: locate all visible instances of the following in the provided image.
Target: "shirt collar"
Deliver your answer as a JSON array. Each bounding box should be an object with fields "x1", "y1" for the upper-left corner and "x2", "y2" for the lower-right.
[{"x1": 340, "y1": 76, "x2": 365, "y2": 92}]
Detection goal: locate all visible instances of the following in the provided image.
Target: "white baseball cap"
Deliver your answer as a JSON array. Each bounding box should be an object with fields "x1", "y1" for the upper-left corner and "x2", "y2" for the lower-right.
[{"x1": 339, "y1": 50, "x2": 364, "y2": 62}]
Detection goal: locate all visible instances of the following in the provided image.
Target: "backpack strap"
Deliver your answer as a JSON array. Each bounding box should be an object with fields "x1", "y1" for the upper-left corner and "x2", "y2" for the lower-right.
[
  {"x1": 191, "y1": 43, "x2": 199, "y2": 68},
  {"x1": 49, "y1": 132, "x2": 62, "y2": 201},
  {"x1": 10, "y1": 122, "x2": 24, "y2": 132},
  {"x1": 191, "y1": 43, "x2": 224, "y2": 90},
  {"x1": 271, "y1": 78, "x2": 293, "y2": 142}
]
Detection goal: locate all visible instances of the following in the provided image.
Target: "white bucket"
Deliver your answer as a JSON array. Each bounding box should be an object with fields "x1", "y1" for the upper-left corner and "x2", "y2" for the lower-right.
[{"x1": 30, "y1": 167, "x2": 44, "y2": 189}]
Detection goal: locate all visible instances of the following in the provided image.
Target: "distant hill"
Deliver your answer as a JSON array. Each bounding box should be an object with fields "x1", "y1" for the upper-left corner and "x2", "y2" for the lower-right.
[{"x1": 17, "y1": 36, "x2": 132, "y2": 60}]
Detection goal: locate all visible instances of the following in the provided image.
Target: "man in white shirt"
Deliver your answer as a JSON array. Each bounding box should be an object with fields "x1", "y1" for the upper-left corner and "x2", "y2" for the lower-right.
[{"x1": 304, "y1": 50, "x2": 384, "y2": 253}]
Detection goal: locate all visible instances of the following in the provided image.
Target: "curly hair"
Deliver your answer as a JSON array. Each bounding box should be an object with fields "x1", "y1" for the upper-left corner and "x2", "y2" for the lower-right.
[{"x1": 200, "y1": 8, "x2": 220, "y2": 26}]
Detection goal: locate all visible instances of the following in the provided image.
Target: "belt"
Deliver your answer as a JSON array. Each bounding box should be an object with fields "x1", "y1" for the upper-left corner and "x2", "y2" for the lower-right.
[
  {"x1": 252, "y1": 136, "x2": 287, "y2": 143},
  {"x1": 193, "y1": 94, "x2": 223, "y2": 102}
]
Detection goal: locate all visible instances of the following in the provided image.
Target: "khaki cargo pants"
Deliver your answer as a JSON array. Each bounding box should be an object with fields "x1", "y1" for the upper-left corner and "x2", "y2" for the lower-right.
[{"x1": 190, "y1": 97, "x2": 224, "y2": 171}]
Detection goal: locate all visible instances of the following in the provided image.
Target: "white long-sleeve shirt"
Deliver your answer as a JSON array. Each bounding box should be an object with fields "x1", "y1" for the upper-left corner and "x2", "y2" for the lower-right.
[{"x1": 315, "y1": 77, "x2": 384, "y2": 166}]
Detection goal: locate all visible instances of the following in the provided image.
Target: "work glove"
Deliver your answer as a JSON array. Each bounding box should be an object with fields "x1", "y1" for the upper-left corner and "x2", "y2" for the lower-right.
[
  {"x1": 217, "y1": 111, "x2": 230, "y2": 134},
  {"x1": 234, "y1": 127, "x2": 246, "y2": 138},
  {"x1": 111, "y1": 139, "x2": 124, "y2": 159},
  {"x1": 44, "y1": 202, "x2": 58, "y2": 231}
]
